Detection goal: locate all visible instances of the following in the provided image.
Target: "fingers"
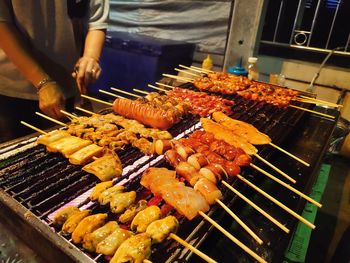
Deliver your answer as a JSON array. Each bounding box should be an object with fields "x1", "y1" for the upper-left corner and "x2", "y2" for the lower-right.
[
  {"x1": 38, "y1": 83, "x2": 66, "y2": 119},
  {"x1": 73, "y1": 57, "x2": 101, "y2": 94}
]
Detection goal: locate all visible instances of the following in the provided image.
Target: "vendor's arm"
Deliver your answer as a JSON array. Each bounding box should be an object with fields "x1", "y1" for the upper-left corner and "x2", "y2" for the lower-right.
[{"x1": 0, "y1": 22, "x2": 65, "y2": 119}]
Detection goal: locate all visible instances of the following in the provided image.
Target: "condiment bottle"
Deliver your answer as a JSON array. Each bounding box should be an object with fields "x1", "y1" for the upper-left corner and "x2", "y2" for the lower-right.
[
  {"x1": 202, "y1": 54, "x2": 213, "y2": 70},
  {"x1": 247, "y1": 57, "x2": 259, "y2": 81}
]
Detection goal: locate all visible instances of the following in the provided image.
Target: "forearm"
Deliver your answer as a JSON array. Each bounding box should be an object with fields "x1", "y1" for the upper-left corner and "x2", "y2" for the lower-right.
[
  {"x1": 0, "y1": 22, "x2": 48, "y2": 87},
  {"x1": 82, "y1": 29, "x2": 106, "y2": 61}
]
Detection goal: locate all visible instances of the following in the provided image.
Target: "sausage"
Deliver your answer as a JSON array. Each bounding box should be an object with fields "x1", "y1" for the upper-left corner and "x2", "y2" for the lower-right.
[{"x1": 113, "y1": 98, "x2": 177, "y2": 130}]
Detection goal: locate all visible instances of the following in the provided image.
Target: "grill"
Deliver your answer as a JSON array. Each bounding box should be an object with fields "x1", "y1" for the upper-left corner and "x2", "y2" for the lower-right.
[{"x1": 0, "y1": 85, "x2": 339, "y2": 263}]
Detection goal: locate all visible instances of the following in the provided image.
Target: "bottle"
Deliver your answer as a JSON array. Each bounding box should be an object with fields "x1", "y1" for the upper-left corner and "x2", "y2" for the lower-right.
[
  {"x1": 202, "y1": 54, "x2": 213, "y2": 71},
  {"x1": 247, "y1": 57, "x2": 259, "y2": 81}
]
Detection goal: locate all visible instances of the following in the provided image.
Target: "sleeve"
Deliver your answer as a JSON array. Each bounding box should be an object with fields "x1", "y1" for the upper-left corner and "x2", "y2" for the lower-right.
[
  {"x1": 0, "y1": 0, "x2": 13, "y2": 23},
  {"x1": 88, "y1": 0, "x2": 109, "y2": 30}
]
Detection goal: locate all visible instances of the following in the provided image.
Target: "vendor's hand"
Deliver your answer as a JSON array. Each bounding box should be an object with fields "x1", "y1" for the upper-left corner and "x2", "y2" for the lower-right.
[
  {"x1": 72, "y1": 56, "x2": 101, "y2": 94},
  {"x1": 38, "y1": 82, "x2": 65, "y2": 119}
]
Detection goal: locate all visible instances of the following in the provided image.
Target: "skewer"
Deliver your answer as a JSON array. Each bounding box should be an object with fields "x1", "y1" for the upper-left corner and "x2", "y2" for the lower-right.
[
  {"x1": 110, "y1": 87, "x2": 141, "y2": 98},
  {"x1": 162, "y1": 73, "x2": 194, "y2": 83},
  {"x1": 269, "y1": 142, "x2": 310, "y2": 167},
  {"x1": 75, "y1": 106, "x2": 95, "y2": 115},
  {"x1": 298, "y1": 95, "x2": 342, "y2": 107},
  {"x1": 190, "y1": 65, "x2": 214, "y2": 73},
  {"x1": 250, "y1": 163, "x2": 322, "y2": 208},
  {"x1": 295, "y1": 98, "x2": 342, "y2": 108},
  {"x1": 20, "y1": 121, "x2": 47, "y2": 135},
  {"x1": 174, "y1": 68, "x2": 200, "y2": 77},
  {"x1": 133, "y1": 88, "x2": 149, "y2": 96},
  {"x1": 236, "y1": 174, "x2": 316, "y2": 229},
  {"x1": 198, "y1": 211, "x2": 267, "y2": 263},
  {"x1": 147, "y1": 84, "x2": 169, "y2": 93},
  {"x1": 81, "y1": 94, "x2": 113, "y2": 106},
  {"x1": 290, "y1": 105, "x2": 335, "y2": 119},
  {"x1": 253, "y1": 154, "x2": 296, "y2": 184},
  {"x1": 221, "y1": 181, "x2": 289, "y2": 233},
  {"x1": 99, "y1": 89, "x2": 125, "y2": 99},
  {"x1": 155, "y1": 82, "x2": 176, "y2": 89},
  {"x1": 215, "y1": 198, "x2": 263, "y2": 245},
  {"x1": 35, "y1": 111, "x2": 67, "y2": 127},
  {"x1": 179, "y1": 64, "x2": 206, "y2": 74},
  {"x1": 169, "y1": 233, "x2": 217, "y2": 263},
  {"x1": 60, "y1": 110, "x2": 76, "y2": 119}
]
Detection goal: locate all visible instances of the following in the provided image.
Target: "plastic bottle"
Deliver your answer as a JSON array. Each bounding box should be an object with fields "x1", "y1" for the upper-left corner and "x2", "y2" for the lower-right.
[
  {"x1": 202, "y1": 54, "x2": 213, "y2": 71},
  {"x1": 247, "y1": 57, "x2": 259, "y2": 81}
]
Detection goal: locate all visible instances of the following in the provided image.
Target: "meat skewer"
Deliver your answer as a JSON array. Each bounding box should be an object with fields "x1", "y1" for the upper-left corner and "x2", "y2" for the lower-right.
[
  {"x1": 87, "y1": 181, "x2": 218, "y2": 263},
  {"x1": 164, "y1": 71, "x2": 335, "y2": 119},
  {"x1": 141, "y1": 167, "x2": 267, "y2": 263},
  {"x1": 211, "y1": 111, "x2": 310, "y2": 166},
  {"x1": 164, "y1": 134, "x2": 316, "y2": 228}
]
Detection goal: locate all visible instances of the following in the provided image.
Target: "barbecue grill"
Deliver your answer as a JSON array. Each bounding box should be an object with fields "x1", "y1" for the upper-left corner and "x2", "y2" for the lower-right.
[{"x1": 0, "y1": 84, "x2": 339, "y2": 263}]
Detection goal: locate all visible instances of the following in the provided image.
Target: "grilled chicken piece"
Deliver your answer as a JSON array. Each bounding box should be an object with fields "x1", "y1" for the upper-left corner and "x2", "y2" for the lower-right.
[
  {"x1": 146, "y1": 216, "x2": 179, "y2": 244},
  {"x1": 90, "y1": 181, "x2": 114, "y2": 201},
  {"x1": 110, "y1": 233, "x2": 151, "y2": 263},
  {"x1": 72, "y1": 213, "x2": 108, "y2": 244},
  {"x1": 131, "y1": 205, "x2": 161, "y2": 233},
  {"x1": 98, "y1": 185, "x2": 125, "y2": 205},
  {"x1": 83, "y1": 153, "x2": 123, "y2": 181},
  {"x1": 82, "y1": 221, "x2": 119, "y2": 252},
  {"x1": 96, "y1": 228, "x2": 134, "y2": 256},
  {"x1": 110, "y1": 191, "x2": 136, "y2": 214},
  {"x1": 62, "y1": 210, "x2": 90, "y2": 235},
  {"x1": 119, "y1": 200, "x2": 148, "y2": 224},
  {"x1": 53, "y1": 206, "x2": 80, "y2": 225}
]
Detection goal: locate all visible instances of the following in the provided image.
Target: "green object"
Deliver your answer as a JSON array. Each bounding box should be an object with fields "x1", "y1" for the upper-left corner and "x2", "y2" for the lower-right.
[{"x1": 284, "y1": 164, "x2": 331, "y2": 262}]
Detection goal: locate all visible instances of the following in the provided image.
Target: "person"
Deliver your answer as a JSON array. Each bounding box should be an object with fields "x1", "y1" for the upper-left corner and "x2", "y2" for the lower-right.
[{"x1": 0, "y1": 0, "x2": 109, "y2": 143}]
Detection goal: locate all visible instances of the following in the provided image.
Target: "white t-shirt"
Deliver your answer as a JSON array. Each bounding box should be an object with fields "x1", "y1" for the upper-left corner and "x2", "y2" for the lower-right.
[{"x1": 0, "y1": 0, "x2": 109, "y2": 100}]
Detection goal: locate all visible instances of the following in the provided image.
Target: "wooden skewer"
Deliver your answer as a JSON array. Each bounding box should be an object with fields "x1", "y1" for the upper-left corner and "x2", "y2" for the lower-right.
[
  {"x1": 99, "y1": 89, "x2": 125, "y2": 99},
  {"x1": 236, "y1": 174, "x2": 316, "y2": 229},
  {"x1": 35, "y1": 112, "x2": 67, "y2": 127},
  {"x1": 155, "y1": 82, "x2": 176, "y2": 89},
  {"x1": 221, "y1": 181, "x2": 289, "y2": 233},
  {"x1": 147, "y1": 84, "x2": 169, "y2": 93},
  {"x1": 215, "y1": 198, "x2": 263, "y2": 245},
  {"x1": 20, "y1": 121, "x2": 47, "y2": 135},
  {"x1": 81, "y1": 94, "x2": 113, "y2": 106},
  {"x1": 179, "y1": 64, "x2": 206, "y2": 74},
  {"x1": 295, "y1": 98, "x2": 342, "y2": 108},
  {"x1": 198, "y1": 211, "x2": 267, "y2": 263},
  {"x1": 169, "y1": 233, "x2": 218, "y2": 263},
  {"x1": 75, "y1": 106, "x2": 95, "y2": 115},
  {"x1": 253, "y1": 154, "x2": 296, "y2": 184},
  {"x1": 110, "y1": 87, "x2": 141, "y2": 98},
  {"x1": 133, "y1": 88, "x2": 149, "y2": 95},
  {"x1": 162, "y1": 73, "x2": 194, "y2": 83},
  {"x1": 60, "y1": 110, "x2": 77, "y2": 119},
  {"x1": 175, "y1": 68, "x2": 200, "y2": 77},
  {"x1": 250, "y1": 163, "x2": 322, "y2": 208},
  {"x1": 290, "y1": 105, "x2": 335, "y2": 119},
  {"x1": 269, "y1": 142, "x2": 310, "y2": 167},
  {"x1": 298, "y1": 95, "x2": 342, "y2": 107},
  {"x1": 190, "y1": 65, "x2": 214, "y2": 73}
]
